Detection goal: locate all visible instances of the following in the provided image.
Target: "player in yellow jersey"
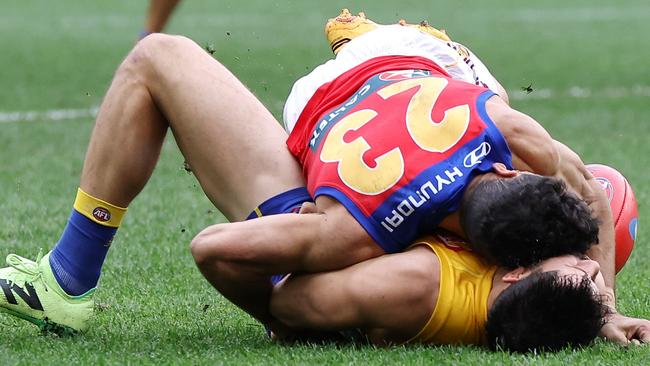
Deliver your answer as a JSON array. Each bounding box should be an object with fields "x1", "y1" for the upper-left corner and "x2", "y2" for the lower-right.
[
  {"x1": 260, "y1": 232, "x2": 615, "y2": 351},
  {"x1": 192, "y1": 202, "x2": 646, "y2": 351}
]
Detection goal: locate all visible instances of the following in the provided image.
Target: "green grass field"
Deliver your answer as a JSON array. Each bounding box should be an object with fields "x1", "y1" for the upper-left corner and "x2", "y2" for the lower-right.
[{"x1": 1, "y1": 0, "x2": 649, "y2": 364}]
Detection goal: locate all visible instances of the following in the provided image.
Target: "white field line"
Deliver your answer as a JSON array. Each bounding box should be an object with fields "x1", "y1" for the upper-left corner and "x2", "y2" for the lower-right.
[
  {"x1": 508, "y1": 85, "x2": 650, "y2": 101},
  {"x1": 0, "y1": 107, "x2": 99, "y2": 124},
  {"x1": 509, "y1": 7, "x2": 650, "y2": 22},
  {"x1": 0, "y1": 85, "x2": 649, "y2": 124}
]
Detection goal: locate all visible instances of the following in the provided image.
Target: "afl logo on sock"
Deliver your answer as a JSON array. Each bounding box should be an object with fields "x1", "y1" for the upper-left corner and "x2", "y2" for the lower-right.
[{"x1": 93, "y1": 207, "x2": 111, "y2": 222}]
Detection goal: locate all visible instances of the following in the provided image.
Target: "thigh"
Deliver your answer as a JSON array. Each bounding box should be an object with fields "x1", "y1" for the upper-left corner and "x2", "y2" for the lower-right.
[{"x1": 139, "y1": 35, "x2": 305, "y2": 221}]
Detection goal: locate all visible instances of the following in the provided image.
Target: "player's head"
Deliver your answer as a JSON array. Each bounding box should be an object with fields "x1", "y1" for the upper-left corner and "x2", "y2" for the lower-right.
[
  {"x1": 485, "y1": 254, "x2": 609, "y2": 352},
  {"x1": 459, "y1": 166, "x2": 599, "y2": 268}
]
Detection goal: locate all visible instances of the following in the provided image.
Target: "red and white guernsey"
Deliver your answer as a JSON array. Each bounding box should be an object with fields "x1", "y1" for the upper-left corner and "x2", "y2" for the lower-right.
[{"x1": 287, "y1": 55, "x2": 513, "y2": 253}]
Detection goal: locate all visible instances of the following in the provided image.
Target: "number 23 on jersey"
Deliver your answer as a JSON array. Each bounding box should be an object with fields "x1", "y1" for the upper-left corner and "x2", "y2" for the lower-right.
[{"x1": 320, "y1": 76, "x2": 470, "y2": 195}]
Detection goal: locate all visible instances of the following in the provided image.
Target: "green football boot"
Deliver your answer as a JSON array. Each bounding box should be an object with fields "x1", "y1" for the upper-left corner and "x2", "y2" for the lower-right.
[{"x1": 0, "y1": 252, "x2": 94, "y2": 335}]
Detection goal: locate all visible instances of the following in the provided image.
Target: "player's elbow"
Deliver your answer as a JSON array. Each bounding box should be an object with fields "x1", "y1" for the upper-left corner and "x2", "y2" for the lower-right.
[
  {"x1": 190, "y1": 224, "x2": 229, "y2": 267},
  {"x1": 495, "y1": 81, "x2": 510, "y2": 105}
]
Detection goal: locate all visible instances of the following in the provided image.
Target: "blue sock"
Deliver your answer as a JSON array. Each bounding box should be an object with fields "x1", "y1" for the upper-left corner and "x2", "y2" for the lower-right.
[{"x1": 49, "y1": 209, "x2": 117, "y2": 296}]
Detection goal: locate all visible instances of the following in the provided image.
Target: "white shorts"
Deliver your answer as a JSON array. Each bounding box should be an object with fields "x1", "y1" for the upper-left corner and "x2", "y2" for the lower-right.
[{"x1": 283, "y1": 25, "x2": 501, "y2": 133}]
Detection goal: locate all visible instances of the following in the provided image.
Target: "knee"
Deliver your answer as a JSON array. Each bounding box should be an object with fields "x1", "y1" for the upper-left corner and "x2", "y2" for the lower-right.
[
  {"x1": 120, "y1": 34, "x2": 197, "y2": 79},
  {"x1": 134, "y1": 33, "x2": 195, "y2": 58}
]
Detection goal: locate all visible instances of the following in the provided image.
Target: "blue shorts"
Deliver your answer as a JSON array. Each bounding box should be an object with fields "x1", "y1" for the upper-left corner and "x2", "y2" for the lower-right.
[
  {"x1": 246, "y1": 187, "x2": 312, "y2": 285},
  {"x1": 246, "y1": 187, "x2": 312, "y2": 220}
]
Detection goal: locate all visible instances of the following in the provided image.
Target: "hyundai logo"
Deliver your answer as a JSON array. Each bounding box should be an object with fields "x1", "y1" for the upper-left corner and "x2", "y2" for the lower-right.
[{"x1": 463, "y1": 142, "x2": 492, "y2": 168}]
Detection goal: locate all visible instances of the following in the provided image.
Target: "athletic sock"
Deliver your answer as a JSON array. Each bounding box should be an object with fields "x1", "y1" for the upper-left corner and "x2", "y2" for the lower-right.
[{"x1": 49, "y1": 188, "x2": 127, "y2": 296}]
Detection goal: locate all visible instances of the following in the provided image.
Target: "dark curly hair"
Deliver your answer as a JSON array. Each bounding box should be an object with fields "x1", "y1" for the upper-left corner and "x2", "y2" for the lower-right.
[
  {"x1": 485, "y1": 271, "x2": 609, "y2": 352},
  {"x1": 459, "y1": 174, "x2": 599, "y2": 268}
]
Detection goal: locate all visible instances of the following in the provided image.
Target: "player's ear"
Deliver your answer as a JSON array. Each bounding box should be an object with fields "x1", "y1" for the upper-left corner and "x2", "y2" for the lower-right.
[
  {"x1": 492, "y1": 163, "x2": 518, "y2": 178},
  {"x1": 501, "y1": 267, "x2": 527, "y2": 283}
]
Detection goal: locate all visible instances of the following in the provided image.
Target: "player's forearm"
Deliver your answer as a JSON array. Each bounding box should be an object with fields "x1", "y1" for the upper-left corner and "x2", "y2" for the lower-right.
[
  {"x1": 193, "y1": 211, "x2": 370, "y2": 274},
  {"x1": 191, "y1": 216, "x2": 316, "y2": 275},
  {"x1": 586, "y1": 180, "x2": 617, "y2": 306}
]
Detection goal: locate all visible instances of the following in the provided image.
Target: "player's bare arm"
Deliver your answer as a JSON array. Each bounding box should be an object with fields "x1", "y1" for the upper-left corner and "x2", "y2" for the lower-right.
[
  {"x1": 191, "y1": 199, "x2": 382, "y2": 331},
  {"x1": 270, "y1": 246, "x2": 439, "y2": 345},
  {"x1": 193, "y1": 200, "x2": 381, "y2": 275},
  {"x1": 551, "y1": 140, "x2": 616, "y2": 291}
]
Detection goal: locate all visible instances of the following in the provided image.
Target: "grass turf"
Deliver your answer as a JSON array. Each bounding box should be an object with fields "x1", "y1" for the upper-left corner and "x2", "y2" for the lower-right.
[{"x1": 1, "y1": 0, "x2": 649, "y2": 364}]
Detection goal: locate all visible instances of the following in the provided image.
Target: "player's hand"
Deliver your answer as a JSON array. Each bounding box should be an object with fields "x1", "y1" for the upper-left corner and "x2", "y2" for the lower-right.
[{"x1": 600, "y1": 313, "x2": 650, "y2": 345}]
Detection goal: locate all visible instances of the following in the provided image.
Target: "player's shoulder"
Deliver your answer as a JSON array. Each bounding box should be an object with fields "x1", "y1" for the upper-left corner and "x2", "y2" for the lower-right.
[{"x1": 393, "y1": 247, "x2": 440, "y2": 307}]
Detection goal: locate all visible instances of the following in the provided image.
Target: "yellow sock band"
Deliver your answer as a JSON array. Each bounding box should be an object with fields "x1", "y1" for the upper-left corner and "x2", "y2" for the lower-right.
[{"x1": 73, "y1": 188, "x2": 127, "y2": 228}]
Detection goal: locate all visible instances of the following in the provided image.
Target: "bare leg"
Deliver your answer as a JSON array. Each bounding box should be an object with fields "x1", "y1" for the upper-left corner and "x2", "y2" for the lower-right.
[
  {"x1": 81, "y1": 34, "x2": 304, "y2": 221},
  {"x1": 78, "y1": 34, "x2": 308, "y2": 331}
]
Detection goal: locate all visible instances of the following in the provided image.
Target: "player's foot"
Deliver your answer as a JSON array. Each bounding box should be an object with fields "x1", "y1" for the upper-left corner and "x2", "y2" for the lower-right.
[
  {"x1": 0, "y1": 252, "x2": 94, "y2": 335},
  {"x1": 397, "y1": 19, "x2": 451, "y2": 42},
  {"x1": 325, "y1": 8, "x2": 379, "y2": 55}
]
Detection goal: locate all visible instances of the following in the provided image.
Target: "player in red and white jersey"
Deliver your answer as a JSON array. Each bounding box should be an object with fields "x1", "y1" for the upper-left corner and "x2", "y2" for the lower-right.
[
  {"x1": 273, "y1": 11, "x2": 607, "y2": 273},
  {"x1": 286, "y1": 59, "x2": 513, "y2": 253},
  {"x1": 279, "y1": 11, "x2": 517, "y2": 254}
]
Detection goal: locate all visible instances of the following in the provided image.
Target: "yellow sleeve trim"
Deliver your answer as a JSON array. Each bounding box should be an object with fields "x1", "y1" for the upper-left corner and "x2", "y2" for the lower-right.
[{"x1": 73, "y1": 188, "x2": 127, "y2": 228}]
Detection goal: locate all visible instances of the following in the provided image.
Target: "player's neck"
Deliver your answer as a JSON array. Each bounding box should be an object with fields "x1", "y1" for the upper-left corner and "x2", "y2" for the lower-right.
[
  {"x1": 487, "y1": 267, "x2": 511, "y2": 310},
  {"x1": 439, "y1": 212, "x2": 464, "y2": 237}
]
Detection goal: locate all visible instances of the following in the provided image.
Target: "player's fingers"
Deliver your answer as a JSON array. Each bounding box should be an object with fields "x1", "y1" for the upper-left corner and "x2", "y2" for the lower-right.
[
  {"x1": 603, "y1": 332, "x2": 629, "y2": 346},
  {"x1": 639, "y1": 329, "x2": 650, "y2": 344},
  {"x1": 298, "y1": 201, "x2": 317, "y2": 214},
  {"x1": 631, "y1": 339, "x2": 641, "y2": 346}
]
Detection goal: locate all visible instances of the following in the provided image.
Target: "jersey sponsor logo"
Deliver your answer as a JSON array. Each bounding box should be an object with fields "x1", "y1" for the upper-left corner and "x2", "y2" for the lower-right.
[
  {"x1": 92, "y1": 207, "x2": 112, "y2": 222},
  {"x1": 381, "y1": 166, "x2": 464, "y2": 232},
  {"x1": 309, "y1": 84, "x2": 372, "y2": 149},
  {"x1": 594, "y1": 177, "x2": 614, "y2": 202},
  {"x1": 378, "y1": 137, "x2": 497, "y2": 234},
  {"x1": 0, "y1": 279, "x2": 44, "y2": 311},
  {"x1": 463, "y1": 142, "x2": 491, "y2": 168}
]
